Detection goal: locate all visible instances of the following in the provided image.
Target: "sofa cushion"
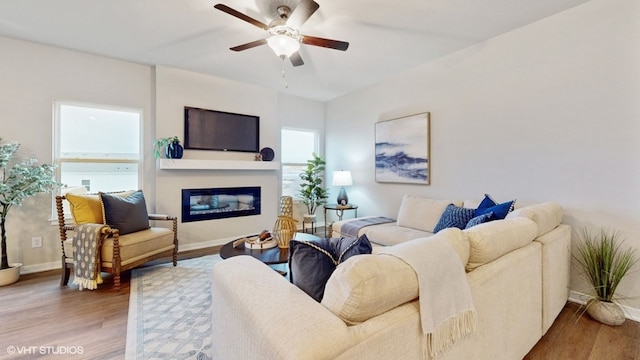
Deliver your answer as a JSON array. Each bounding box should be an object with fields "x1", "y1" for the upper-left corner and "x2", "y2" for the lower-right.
[
  {"x1": 463, "y1": 217, "x2": 538, "y2": 271},
  {"x1": 505, "y1": 202, "x2": 562, "y2": 237},
  {"x1": 101, "y1": 227, "x2": 175, "y2": 267},
  {"x1": 363, "y1": 225, "x2": 431, "y2": 246},
  {"x1": 396, "y1": 195, "x2": 462, "y2": 233},
  {"x1": 434, "y1": 204, "x2": 476, "y2": 232},
  {"x1": 474, "y1": 194, "x2": 516, "y2": 220},
  {"x1": 289, "y1": 235, "x2": 372, "y2": 302},
  {"x1": 99, "y1": 190, "x2": 150, "y2": 235},
  {"x1": 321, "y1": 228, "x2": 469, "y2": 324}
]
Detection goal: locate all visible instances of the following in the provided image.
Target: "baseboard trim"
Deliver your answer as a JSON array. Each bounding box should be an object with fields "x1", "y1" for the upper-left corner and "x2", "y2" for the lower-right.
[
  {"x1": 21, "y1": 261, "x2": 61, "y2": 274},
  {"x1": 568, "y1": 290, "x2": 640, "y2": 322}
]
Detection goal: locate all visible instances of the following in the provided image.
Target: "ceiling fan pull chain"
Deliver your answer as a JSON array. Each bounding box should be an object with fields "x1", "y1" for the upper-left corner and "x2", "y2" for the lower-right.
[{"x1": 281, "y1": 58, "x2": 289, "y2": 89}]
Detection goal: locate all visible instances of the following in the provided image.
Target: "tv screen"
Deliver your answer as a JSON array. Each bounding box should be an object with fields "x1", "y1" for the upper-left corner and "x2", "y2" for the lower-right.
[{"x1": 184, "y1": 107, "x2": 260, "y2": 153}]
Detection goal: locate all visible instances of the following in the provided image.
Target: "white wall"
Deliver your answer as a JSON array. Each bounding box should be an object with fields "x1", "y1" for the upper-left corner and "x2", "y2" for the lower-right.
[
  {"x1": 0, "y1": 36, "x2": 153, "y2": 273},
  {"x1": 325, "y1": 0, "x2": 640, "y2": 311}
]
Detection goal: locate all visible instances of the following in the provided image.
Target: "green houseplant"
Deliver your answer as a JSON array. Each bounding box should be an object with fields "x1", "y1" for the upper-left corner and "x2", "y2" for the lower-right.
[
  {"x1": 297, "y1": 153, "x2": 329, "y2": 217},
  {"x1": 153, "y1": 136, "x2": 182, "y2": 159},
  {"x1": 573, "y1": 227, "x2": 639, "y2": 325},
  {"x1": 0, "y1": 139, "x2": 60, "y2": 285}
]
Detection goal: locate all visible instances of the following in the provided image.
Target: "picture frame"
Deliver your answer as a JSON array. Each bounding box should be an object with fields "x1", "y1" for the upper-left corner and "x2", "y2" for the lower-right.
[{"x1": 375, "y1": 112, "x2": 430, "y2": 185}]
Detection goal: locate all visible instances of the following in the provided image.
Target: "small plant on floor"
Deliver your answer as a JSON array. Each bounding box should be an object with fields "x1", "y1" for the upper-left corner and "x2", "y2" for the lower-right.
[
  {"x1": 572, "y1": 227, "x2": 638, "y2": 325},
  {"x1": 297, "y1": 153, "x2": 329, "y2": 216},
  {"x1": 0, "y1": 139, "x2": 60, "y2": 270}
]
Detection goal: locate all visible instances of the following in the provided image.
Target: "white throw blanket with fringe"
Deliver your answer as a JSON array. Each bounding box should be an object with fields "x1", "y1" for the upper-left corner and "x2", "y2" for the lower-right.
[
  {"x1": 379, "y1": 236, "x2": 477, "y2": 358},
  {"x1": 73, "y1": 223, "x2": 109, "y2": 291}
]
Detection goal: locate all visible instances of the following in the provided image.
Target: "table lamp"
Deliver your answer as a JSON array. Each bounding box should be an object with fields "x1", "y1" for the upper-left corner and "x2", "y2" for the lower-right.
[{"x1": 332, "y1": 170, "x2": 353, "y2": 206}]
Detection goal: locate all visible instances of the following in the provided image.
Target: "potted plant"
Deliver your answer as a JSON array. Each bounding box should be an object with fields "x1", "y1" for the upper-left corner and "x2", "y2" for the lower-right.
[
  {"x1": 0, "y1": 139, "x2": 60, "y2": 286},
  {"x1": 297, "y1": 153, "x2": 329, "y2": 221},
  {"x1": 153, "y1": 136, "x2": 183, "y2": 159},
  {"x1": 573, "y1": 227, "x2": 638, "y2": 325}
]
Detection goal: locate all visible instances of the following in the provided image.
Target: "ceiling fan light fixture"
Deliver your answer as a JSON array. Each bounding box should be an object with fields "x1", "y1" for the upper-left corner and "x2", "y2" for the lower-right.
[{"x1": 267, "y1": 34, "x2": 300, "y2": 57}]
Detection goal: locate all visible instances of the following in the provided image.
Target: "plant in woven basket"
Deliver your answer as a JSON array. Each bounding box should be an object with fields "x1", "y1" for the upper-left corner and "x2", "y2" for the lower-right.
[
  {"x1": 0, "y1": 139, "x2": 60, "y2": 270},
  {"x1": 572, "y1": 227, "x2": 638, "y2": 325}
]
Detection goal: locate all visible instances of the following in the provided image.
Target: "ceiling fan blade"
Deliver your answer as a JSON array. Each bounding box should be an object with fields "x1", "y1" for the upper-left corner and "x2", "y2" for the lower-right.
[
  {"x1": 230, "y1": 39, "x2": 268, "y2": 51},
  {"x1": 301, "y1": 35, "x2": 349, "y2": 51},
  {"x1": 286, "y1": 0, "x2": 319, "y2": 29},
  {"x1": 290, "y1": 52, "x2": 304, "y2": 67},
  {"x1": 214, "y1": 4, "x2": 269, "y2": 31}
]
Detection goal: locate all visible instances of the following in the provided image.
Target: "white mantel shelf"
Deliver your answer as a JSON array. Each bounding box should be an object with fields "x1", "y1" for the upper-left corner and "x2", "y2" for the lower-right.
[{"x1": 158, "y1": 159, "x2": 280, "y2": 170}]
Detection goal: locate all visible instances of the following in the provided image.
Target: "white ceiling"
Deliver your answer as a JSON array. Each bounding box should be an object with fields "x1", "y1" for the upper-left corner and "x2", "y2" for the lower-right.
[{"x1": 0, "y1": 0, "x2": 590, "y2": 101}]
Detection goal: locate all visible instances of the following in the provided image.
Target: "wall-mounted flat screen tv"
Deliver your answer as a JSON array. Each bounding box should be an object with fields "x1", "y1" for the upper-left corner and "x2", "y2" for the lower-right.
[{"x1": 184, "y1": 106, "x2": 260, "y2": 153}]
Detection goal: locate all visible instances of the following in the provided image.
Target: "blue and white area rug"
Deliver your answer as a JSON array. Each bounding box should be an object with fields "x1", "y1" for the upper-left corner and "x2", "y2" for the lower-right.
[{"x1": 125, "y1": 255, "x2": 222, "y2": 360}]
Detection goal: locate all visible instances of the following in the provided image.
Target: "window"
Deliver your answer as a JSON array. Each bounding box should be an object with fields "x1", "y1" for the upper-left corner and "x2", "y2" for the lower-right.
[
  {"x1": 54, "y1": 101, "x2": 142, "y2": 201},
  {"x1": 281, "y1": 128, "x2": 318, "y2": 197}
]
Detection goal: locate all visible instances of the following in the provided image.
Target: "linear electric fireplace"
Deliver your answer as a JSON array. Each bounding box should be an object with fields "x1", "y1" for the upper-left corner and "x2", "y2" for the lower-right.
[{"x1": 182, "y1": 186, "x2": 261, "y2": 222}]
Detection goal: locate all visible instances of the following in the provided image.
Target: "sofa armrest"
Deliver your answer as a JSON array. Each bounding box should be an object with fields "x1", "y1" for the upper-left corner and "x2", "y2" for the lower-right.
[{"x1": 212, "y1": 256, "x2": 353, "y2": 360}]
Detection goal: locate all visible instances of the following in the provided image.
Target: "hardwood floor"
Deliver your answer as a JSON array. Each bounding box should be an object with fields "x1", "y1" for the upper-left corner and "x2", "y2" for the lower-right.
[{"x1": 1, "y1": 247, "x2": 638, "y2": 360}]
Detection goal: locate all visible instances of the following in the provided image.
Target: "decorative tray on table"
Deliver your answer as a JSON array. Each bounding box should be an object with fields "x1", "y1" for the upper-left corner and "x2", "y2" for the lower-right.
[{"x1": 233, "y1": 231, "x2": 277, "y2": 250}]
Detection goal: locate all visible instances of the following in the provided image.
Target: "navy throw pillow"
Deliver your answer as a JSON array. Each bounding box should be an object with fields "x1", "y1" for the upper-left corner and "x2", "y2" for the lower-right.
[
  {"x1": 434, "y1": 204, "x2": 476, "y2": 233},
  {"x1": 100, "y1": 190, "x2": 150, "y2": 235},
  {"x1": 289, "y1": 235, "x2": 372, "y2": 302},
  {"x1": 474, "y1": 194, "x2": 515, "y2": 220}
]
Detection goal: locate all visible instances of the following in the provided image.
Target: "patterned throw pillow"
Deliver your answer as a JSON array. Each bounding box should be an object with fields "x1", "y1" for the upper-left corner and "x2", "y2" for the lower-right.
[
  {"x1": 289, "y1": 235, "x2": 372, "y2": 302},
  {"x1": 465, "y1": 211, "x2": 494, "y2": 229},
  {"x1": 99, "y1": 190, "x2": 150, "y2": 235},
  {"x1": 474, "y1": 194, "x2": 516, "y2": 220},
  {"x1": 433, "y1": 204, "x2": 476, "y2": 233}
]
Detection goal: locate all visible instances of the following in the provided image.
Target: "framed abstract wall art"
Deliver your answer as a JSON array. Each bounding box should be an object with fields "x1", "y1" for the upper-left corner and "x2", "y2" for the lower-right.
[{"x1": 375, "y1": 112, "x2": 430, "y2": 185}]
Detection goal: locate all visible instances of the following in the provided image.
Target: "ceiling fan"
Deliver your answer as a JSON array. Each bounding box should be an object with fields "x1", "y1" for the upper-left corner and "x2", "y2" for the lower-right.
[{"x1": 214, "y1": 0, "x2": 349, "y2": 67}]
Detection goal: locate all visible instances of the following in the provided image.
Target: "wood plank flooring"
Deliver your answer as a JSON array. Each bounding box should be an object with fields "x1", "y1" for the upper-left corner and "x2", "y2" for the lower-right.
[{"x1": 1, "y1": 247, "x2": 638, "y2": 360}]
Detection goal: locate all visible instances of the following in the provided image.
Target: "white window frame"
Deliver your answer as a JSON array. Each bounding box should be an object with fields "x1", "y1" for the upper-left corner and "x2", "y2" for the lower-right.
[
  {"x1": 281, "y1": 127, "x2": 319, "y2": 198},
  {"x1": 52, "y1": 100, "x2": 144, "y2": 217}
]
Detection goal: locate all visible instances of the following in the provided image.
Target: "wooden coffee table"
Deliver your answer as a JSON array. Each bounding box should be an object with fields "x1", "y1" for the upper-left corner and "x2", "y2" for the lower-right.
[{"x1": 219, "y1": 232, "x2": 321, "y2": 265}]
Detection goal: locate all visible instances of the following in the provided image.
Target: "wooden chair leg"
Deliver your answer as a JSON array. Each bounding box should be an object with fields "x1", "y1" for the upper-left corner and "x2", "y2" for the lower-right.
[
  {"x1": 113, "y1": 272, "x2": 120, "y2": 290},
  {"x1": 173, "y1": 249, "x2": 178, "y2": 267},
  {"x1": 60, "y1": 257, "x2": 71, "y2": 287}
]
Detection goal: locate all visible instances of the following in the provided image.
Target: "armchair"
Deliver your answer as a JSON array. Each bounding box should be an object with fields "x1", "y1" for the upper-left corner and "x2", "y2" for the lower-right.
[{"x1": 55, "y1": 190, "x2": 178, "y2": 290}]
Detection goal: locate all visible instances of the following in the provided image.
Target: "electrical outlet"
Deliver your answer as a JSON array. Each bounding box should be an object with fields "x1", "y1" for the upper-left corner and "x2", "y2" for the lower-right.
[{"x1": 31, "y1": 236, "x2": 42, "y2": 248}]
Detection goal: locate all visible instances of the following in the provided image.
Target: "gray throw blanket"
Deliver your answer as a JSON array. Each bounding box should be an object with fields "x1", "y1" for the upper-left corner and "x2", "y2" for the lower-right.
[
  {"x1": 73, "y1": 223, "x2": 109, "y2": 291},
  {"x1": 340, "y1": 216, "x2": 395, "y2": 237}
]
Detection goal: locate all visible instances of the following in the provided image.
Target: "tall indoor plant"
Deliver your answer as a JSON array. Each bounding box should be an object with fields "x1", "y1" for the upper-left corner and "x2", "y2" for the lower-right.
[
  {"x1": 0, "y1": 139, "x2": 59, "y2": 284},
  {"x1": 573, "y1": 227, "x2": 638, "y2": 325},
  {"x1": 297, "y1": 153, "x2": 329, "y2": 217}
]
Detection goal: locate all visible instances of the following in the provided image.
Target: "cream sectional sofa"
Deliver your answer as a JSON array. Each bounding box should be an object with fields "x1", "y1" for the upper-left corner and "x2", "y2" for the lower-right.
[{"x1": 211, "y1": 195, "x2": 571, "y2": 360}]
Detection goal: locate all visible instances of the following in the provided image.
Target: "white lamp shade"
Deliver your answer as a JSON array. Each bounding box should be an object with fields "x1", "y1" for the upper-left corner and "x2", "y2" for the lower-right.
[
  {"x1": 332, "y1": 170, "x2": 353, "y2": 187},
  {"x1": 267, "y1": 34, "x2": 300, "y2": 57}
]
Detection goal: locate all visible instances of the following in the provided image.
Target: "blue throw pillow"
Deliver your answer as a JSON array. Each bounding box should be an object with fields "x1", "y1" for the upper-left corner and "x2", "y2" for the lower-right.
[
  {"x1": 434, "y1": 204, "x2": 476, "y2": 233},
  {"x1": 465, "y1": 212, "x2": 494, "y2": 229},
  {"x1": 474, "y1": 194, "x2": 515, "y2": 220},
  {"x1": 289, "y1": 235, "x2": 372, "y2": 302}
]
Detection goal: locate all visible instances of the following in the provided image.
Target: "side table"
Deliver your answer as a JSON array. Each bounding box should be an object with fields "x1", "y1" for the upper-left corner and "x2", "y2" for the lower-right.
[{"x1": 323, "y1": 204, "x2": 358, "y2": 237}]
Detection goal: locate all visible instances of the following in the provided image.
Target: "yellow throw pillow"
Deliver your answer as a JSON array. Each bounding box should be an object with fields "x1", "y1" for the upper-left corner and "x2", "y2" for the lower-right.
[{"x1": 66, "y1": 193, "x2": 102, "y2": 224}]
